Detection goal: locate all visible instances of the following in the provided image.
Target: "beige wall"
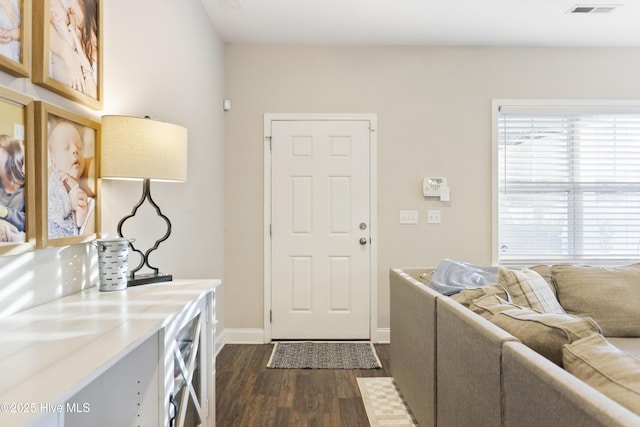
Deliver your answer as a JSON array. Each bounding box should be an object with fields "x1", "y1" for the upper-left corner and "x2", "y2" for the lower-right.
[
  {"x1": 224, "y1": 45, "x2": 640, "y2": 334},
  {"x1": 0, "y1": 1, "x2": 225, "y2": 321}
]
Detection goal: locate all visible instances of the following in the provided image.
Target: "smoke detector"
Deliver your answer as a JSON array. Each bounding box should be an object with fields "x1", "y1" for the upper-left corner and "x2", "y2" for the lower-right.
[{"x1": 567, "y1": 4, "x2": 621, "y2": 13}]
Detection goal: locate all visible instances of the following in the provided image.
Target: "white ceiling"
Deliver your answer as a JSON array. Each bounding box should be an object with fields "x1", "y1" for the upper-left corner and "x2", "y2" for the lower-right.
[{"x1": 201, "y1": 0, "x2": 640, "y2": 47}]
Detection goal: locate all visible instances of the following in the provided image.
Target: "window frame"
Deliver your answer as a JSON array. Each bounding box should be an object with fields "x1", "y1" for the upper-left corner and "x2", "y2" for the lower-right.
[{"x1": 492, "y1": 99, "x2": 640, "y2": 266}]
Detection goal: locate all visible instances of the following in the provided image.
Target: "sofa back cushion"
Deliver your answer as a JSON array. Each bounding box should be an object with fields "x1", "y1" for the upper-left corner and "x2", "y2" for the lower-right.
[
  {"x1": 552, "y1": 264, "x2": 640, "y2": 337},
  {"x1": 498, "y1": 267, "x2": 565, "y2": 314},
  {"x1": 563, "y1": 334, "x2": 640, "y2": 416},
  {"x1": 472, "y1": 295, "x2": 601, "y2": 365}
]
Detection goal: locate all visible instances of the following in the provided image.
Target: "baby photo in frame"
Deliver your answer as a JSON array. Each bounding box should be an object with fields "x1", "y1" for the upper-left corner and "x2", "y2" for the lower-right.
[
  {"x1": 32, "y1": 0, "x2": 102, "y2": 109},
  {"x1": 0, "y1": 86, "x2": 34, "y2": 256},
  {"x1": 0, "y1": 0, "x2": 31, "y2": 77},
  {"x1": 35, "y1": 102, "x2": 99, "y2": 248}
]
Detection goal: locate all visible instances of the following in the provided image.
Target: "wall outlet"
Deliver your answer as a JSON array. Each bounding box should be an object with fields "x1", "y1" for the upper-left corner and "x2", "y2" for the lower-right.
[{"x1": 427, "y1": 210, "x2": 441, "y2": 224}]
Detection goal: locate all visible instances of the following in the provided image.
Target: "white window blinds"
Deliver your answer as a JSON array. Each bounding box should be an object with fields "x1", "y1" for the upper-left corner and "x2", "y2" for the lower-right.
[{"x1": 496, "y1": 103, "x2": 640, "y2": 264}]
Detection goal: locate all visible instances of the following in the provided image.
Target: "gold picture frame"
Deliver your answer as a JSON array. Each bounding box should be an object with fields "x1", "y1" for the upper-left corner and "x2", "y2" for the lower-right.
[
  {"x1": 35, "y1": 101, "x2": 100, "y2": 248},
  {"x1": 0, "y1": 0, "x2": 31, "y2": 77},
  {"x1": 32, "y1": 0, "x2": 102, "y2": 109},
  {"x1": 0, "y1": 86, "x2": 34, "y2": 255}
]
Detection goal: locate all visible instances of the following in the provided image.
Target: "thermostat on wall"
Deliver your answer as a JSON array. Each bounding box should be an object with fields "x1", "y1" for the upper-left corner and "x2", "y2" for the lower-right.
[{"x1": 423, "y1": 177, "x2": 450, "y2": 201}]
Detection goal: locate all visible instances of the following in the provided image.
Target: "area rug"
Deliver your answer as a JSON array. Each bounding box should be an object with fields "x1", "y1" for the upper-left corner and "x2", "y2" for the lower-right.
[
  {"x1": 266, "y1": 341, "x2": 382, "y2": 369},
  {"x1": 357, "y1": 377, "x2": 418, "y2": 426}
]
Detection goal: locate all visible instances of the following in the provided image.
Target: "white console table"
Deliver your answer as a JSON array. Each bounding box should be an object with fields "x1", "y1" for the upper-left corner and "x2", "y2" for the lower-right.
[{"x1": 0, "y1": 279, "x2": 220, "y2": 427}]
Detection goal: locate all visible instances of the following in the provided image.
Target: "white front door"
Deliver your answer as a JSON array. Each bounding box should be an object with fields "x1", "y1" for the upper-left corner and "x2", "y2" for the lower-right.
[{"x1": 270, "y1": 119, "x2": 372, "y2": 339}]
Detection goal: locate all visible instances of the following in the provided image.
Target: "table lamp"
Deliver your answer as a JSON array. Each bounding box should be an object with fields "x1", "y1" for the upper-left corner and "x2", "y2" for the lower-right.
[{"x1": 100, "y1": 115, "x2": 188, "y2": 286}]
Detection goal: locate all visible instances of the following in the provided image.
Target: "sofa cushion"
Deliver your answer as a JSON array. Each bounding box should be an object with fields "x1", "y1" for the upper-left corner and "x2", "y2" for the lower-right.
[
  {"x1": 484, "y1": 302, "x2": 602, "y2": 365},
  {"x1": 552, "y1": 264, "x2": 640, "y2": 337},
  {"x1": 563, "y1": 334, "x2": 640, "y2": 416},
  {"x1": 498, "y1": 267, "x2": 565, "y2": 314},
  {"x1": 450, "y1": 283, "x2": 510, "y2": 308},
  {"x1": 606, "y1": 337, "x2": 640, "y2": 360},
  {"x1": 468, "y1": 294, "x2": 523, "y2": 319}
]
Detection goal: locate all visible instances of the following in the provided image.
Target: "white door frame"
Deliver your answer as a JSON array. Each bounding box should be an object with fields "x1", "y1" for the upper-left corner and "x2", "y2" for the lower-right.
[{"x1": 263, "y1": 113, "x2": 378, "y2": 343}]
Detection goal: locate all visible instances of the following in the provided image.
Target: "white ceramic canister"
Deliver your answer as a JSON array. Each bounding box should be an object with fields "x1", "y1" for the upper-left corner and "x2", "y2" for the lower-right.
[{"x1": 94, "y1": 238, "x2": 130, "y2": 291}]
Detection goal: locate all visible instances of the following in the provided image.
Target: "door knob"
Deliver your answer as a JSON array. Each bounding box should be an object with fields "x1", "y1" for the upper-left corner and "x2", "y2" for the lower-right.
[{"x1": 359, "y1": 237, "x2": 368, "y2": 245}]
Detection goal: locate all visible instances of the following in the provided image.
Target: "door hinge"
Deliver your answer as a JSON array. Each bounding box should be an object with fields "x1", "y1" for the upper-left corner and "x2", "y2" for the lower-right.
[
  {"x1": 270, "y1": 224, "x2": 272, "y2": 237},
  {"x1": 266, "y1": 136, "x2": 272, "y2": 150},
  {"x1": 270, "y1": 310, "x2": 272, "y2": 323}
]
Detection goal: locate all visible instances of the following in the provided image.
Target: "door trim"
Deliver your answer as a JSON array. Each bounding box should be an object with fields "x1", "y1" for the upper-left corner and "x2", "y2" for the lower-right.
[{"x1": 263, "y1": 113, "x2": 378, "y2": 343}]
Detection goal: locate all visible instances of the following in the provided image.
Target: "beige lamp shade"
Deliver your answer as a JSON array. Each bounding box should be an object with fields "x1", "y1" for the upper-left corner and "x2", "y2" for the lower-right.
[{"x1": 101, "y1": 115, "x2": 188, "y2": 181}]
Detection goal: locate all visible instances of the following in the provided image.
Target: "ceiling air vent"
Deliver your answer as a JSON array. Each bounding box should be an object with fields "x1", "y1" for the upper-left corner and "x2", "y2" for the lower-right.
[{"x1": 568, "y1": 4, "x2": 621, "y2": 13}]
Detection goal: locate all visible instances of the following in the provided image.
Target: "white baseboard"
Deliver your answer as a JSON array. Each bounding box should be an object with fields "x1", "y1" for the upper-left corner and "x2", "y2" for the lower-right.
[
  {"x1": 214, "y1": 333, "x2": 226, "y2": 355},
  {"x1": 222, "y1": 328, "x2": 390, "y2": 344},
  {"x1": 224, "y1": 328, "x2": 266, "y2": 344},
  {"x1": 377, "y1": 328, "x2": 390, "y2": 344}
]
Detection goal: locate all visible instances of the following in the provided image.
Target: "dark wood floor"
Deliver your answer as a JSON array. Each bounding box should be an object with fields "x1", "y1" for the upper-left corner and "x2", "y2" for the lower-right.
[{"x1": 216, "y1": 343, "x2": 391, "y2": 427}]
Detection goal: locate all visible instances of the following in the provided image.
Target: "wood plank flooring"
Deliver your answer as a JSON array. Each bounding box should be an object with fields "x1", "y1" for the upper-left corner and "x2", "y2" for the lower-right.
[{"x1": 216, "y1": 343, "x2": 391, "y2": 427}]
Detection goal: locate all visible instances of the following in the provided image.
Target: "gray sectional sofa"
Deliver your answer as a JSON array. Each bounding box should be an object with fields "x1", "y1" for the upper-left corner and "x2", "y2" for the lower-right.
[{"x1": 390, "y1": 265, "x2": 640, "y2": 427}]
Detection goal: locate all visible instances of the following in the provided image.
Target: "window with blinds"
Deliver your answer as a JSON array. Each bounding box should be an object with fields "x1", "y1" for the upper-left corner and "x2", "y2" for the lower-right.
[{"x1": 496, "y1": 102, "x2": 640, "y2": 264}]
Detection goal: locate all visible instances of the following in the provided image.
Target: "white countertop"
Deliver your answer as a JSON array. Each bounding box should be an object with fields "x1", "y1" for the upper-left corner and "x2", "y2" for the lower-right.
[{"x1": 0, "y1": 279, "x2": 220, "y2": 426}]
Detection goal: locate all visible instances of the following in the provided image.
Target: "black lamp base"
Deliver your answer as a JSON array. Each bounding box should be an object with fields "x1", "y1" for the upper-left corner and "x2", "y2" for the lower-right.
[
  {"x1": 118, "y1": 178, "x2": 174, "y2": 287},
  {"x1": 127, "y1": 272, "x2": 173, "y2": 287}
]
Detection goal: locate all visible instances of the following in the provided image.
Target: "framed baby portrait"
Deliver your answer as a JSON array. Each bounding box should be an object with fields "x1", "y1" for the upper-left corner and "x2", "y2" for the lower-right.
[
  {"x1": 32, "y1": 0, "x2": 102, "y2": 109},
  {"x1": 0, "y1": 86, "x2": 35, "y2": 256},
  {"x1": 35, "y1": 101, "x2": 99, "y2": 248},
  {"x1": 0, "y1": 0, "x2": 31, "y2": 77}
]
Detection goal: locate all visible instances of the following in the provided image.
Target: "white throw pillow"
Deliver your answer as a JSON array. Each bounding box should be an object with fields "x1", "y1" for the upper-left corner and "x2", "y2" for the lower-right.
[{"x1": 498, "y1": 267, "x2": 565, "y2": 314}]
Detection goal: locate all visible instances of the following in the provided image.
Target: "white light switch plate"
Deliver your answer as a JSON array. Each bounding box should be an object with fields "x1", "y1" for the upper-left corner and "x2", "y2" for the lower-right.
[{"x1": 400, "y1": 210, "x2": 419, "y2": 224}]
